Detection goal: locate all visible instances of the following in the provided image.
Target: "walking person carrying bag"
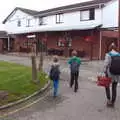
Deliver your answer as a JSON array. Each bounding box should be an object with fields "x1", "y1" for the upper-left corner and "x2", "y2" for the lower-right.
[
  {"x1": 68, "y1": 50, "x2": 81, "y2": 92},
  {"x1": 49, "y1": 56, "x2": 60, "y2": 97},
  {"x1": 103, "y1": 43, "x2": 120, "y2": 107}
]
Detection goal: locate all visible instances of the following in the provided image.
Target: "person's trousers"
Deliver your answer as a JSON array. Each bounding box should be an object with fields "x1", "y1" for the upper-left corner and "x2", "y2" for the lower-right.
[
  {"x1": 70, "y1": 71, "x2": 79, "y2": 91},
  {"x1": 53, "y1": 80, "x2": 59, "y2": 96},
  {"x1": 105, "y1": 82, "x2": 118, "y2": 103}
]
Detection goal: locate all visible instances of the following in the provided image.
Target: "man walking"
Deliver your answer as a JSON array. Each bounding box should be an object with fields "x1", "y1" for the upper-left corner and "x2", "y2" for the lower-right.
[{"x1": 68, "y1": 50, "x2": 81, "y2": 92}]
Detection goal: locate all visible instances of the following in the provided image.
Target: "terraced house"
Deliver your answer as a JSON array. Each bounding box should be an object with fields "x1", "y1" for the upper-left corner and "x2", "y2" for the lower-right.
[{"x1": 3, "y1": 0, "x2": 118, "y2": 60}]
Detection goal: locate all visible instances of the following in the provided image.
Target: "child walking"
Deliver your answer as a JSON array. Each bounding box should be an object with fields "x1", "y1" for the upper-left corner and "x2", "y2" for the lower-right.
[{"x1": 49, "y1": 56, "x2": 60, "y2": 97}]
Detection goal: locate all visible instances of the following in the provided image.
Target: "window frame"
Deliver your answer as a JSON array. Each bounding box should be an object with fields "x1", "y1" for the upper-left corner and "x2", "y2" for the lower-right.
[
  {"x1": 17, "y1": 20, "x2": 21, "y2": 27},
  {"x1": 39, "y1": 17, "x2": 45, "y2": 25},
  {"x1": 80, "y1": 8, "x2": 95, "y2": 21},
  {"x1": 80, "y1": 10, "x2": 90, "y2": 21},
  {"x1": 57, "y1": 40, "x2": 64, "y2": 47},
  {"x1": 89, "y1": 8, "x2": 95, "y2": 20},
  {"x1": 26, "y1": 19, "x2": 31, "y2": 27},
  {"x1": 56, "y1": 13, "x2": 64, "y2": 24}
]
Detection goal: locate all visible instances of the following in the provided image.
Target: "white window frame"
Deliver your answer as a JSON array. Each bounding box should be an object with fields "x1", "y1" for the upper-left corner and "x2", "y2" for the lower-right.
[
  {"x1": 26, "y1": 19, "x2": 31, "y2": 27},
  {"x1": 17, "y1": 20, "x2": 21, "y2": 27},
  {"x1": 39, "y1": 17, "x2": 44, "y2": 25},
  {"x1": 80, "y1": 8, "x2": 95, "y2": 21},
  {"x1": 80, "y1": 10, "x2": 90, "y2": 21},
  {"x1": 56, "y1": 13, "x2": 64, "y2": 24}
]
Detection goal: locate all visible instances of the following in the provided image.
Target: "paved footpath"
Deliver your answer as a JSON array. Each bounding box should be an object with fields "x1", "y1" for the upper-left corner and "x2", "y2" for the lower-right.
[{"x1": 0, "y1": 54, "x2": 120, "y2": 120}]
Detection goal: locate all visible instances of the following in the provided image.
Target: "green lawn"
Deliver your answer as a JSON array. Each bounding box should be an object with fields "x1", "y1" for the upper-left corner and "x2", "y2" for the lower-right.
[{"x1": 0, "y1": 61, "x2": 49, "y2": 106}]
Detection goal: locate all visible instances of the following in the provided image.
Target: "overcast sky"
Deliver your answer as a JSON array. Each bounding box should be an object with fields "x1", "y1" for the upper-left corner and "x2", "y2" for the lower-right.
[{"x1": 0, "y1": 0, "x2": 90, "y2": 30}]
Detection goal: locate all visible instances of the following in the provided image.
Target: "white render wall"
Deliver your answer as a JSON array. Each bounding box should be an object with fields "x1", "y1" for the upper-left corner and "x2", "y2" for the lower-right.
[
  {"x1": 5, "y1": 7, "x2": 102, "y2": 34},
  {"x1": 5, "y1": 10, "x2": 36, "y2": 33},
  {"x1": 102, "y1": 0, "x2": 118, "y2": 28}
]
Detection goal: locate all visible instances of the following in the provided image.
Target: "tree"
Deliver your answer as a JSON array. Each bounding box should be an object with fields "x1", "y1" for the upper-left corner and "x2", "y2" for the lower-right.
[
  {"x1": 38, "y1": 40, "x2": 43, "y2": 71},
  {"x1": 31, "y1": 55, "x2": 38, "y2": 83}
]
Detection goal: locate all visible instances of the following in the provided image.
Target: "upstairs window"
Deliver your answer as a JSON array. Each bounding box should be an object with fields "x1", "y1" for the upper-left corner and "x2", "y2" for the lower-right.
[
  {"x1": 39, "y1": 17, "x2": 43, "y2": 25},
  {"x1": 39, "y1": 17, "x2": 47, "y2": 25},
  {"x1": 89, "y1": 8, "x2": 95, "y2": 20},
  {"x1": 80, "y1": 10, "x2": 89, "y2": 21},
  {"x1": 17, "y1": 20, "x2": 21, "y2": 27},
  {"x1": 56, "y1": 13, "x2": 64, "y2": 24},
  {"x1": 80, "y1": 8, "x2": 95, "y2": 21},
  {"x1": 26, "y1": 19, "x2": 31, "y2": 27},
  {"x1": 39, "y1": 17, "x2": 44, "y2": 25}
]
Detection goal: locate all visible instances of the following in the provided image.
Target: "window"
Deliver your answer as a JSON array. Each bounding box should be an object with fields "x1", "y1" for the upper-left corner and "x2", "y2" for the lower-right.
[
  {"x1": 80, "y1": 10, "x2": 89, "y2": 21},
  {"x1": 56, "y1": 13, "x2": 64, "y2": 24},
  {"x1": 68, "y1": 41, "x2": 72, "y2": 47},
  {"x1": 89, "y1": 8, "x2": 95, "y2": 20},
  {"x1": 80, "y1": 8, "x2": 95, "y2": 21},
  {"x1": 39, "y1": 17, "x2": 44, "y2": 25},
  {"x1": 39, "y1": 17, "x2": 47, "y2": 25},
  {"x1": 57, "y1": 39, "x2": 64, "y2": 47},
  {"x1": 57, "y1": 40, "x2": 64, "y2": 47},
  {"x1": 17, "y1": 20, "x2": 21, "y2": 27},
  {"x1": 26, "y1": 19, "x2": 31, "y2": 27}
]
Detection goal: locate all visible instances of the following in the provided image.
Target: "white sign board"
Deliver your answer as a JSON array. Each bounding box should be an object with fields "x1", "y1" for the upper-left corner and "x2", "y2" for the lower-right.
[{"x1": 27, "y1": 35, "x2": 36, "y2": 38}]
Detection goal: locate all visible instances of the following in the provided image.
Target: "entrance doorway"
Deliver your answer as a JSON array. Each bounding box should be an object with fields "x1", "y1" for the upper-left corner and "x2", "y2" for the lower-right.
[{"x1": 2, "y1": 38, "x2": 15, "y2": 52}]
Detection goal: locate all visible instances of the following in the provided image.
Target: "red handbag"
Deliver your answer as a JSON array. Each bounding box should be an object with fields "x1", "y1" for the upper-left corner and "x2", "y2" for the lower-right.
[{"x1": 97, "y1": 76, "x2": 111, "y2": 87}]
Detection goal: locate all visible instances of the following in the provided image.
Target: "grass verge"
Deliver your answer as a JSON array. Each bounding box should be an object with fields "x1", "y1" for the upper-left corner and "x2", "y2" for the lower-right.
[{"x1": 0, "y1": 61, "x2": 49, "y2": 106}]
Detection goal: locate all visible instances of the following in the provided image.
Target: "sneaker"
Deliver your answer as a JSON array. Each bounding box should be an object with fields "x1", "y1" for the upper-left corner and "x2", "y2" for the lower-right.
[
  {"x1": 110, "y1": 101, "x2": 115, "y2": 108},
  {"x1": 106, "y1": 100, "x2": 112, "y2": 107},
  {"x1": 53, "y1": 95, "x2": 57, "y2": 98},
  {"x1": 74, "y1": 89, "x2": 78, "y2": 93},
  {"x1": 107, "y1": 100, "x2": 114, "y2": 108}
]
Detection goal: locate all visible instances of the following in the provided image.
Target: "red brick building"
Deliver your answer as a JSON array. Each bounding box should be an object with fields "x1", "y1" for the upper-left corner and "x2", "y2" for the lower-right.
[
  {"x1": 12, "y1": 28, "x2": 118, "y2": 60},
  {"x1": 13, "y1": 29, "x2": 100, "y2": 59},
  {"x1": 3, "y1": 0, "x2": 118, "y2": 60}
]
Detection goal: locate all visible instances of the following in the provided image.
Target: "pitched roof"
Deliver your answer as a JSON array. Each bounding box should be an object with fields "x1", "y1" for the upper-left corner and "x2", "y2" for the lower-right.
[
  {"x1": 35, "y1": 0, "x2": 112, "y2": 17},
  {"x1": 3, "y1": 0, "x2": 112, "y2": 23},
  {"x1": 16, "y1": 7, "x2": 38, "y2": 15},
  {"x1": 3, "y1": 7, "x2": 38, "y2": 24}
]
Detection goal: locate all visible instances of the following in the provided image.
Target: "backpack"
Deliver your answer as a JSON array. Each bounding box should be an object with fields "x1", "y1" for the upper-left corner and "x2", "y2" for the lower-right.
[
  {"x1": 109, "y1": 52, "x2": 120, "y2": 75},
  {"x1": 70, "y1": 61, "x2": 80, "y2": 73},
  {"x1": 49, "y1": 66, "x2": 60, "y2": 80}
]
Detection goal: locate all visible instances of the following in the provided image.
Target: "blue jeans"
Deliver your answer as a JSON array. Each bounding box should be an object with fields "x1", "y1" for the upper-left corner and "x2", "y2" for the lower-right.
[{"x1": 53, "y1": 80, "x2": 59, "y2": 96}]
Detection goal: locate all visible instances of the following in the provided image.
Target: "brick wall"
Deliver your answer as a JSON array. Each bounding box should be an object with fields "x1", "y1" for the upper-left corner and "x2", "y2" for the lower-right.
[
  {"x1": 14, "y1": 34, "x2": 36, "y2": 52},
  {"x1": 13, "y1": 30, "x2": 100, "y2": 59}
]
